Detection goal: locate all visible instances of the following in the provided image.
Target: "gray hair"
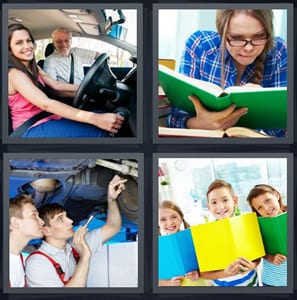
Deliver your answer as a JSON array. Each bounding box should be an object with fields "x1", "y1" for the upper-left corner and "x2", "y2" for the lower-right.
[{"x1": 51, "y1": 27, "x2": 72, "y2": 40}]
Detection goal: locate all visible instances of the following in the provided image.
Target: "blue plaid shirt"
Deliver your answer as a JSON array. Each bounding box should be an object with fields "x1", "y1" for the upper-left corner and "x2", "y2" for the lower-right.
[{"x1": 167, "y1": 31, "x2": 287, "y2": 137}]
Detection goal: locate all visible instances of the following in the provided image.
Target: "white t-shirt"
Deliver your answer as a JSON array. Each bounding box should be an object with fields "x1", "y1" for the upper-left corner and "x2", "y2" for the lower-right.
[{"x1": 10, "y1": 253, "x2": 25, "y2": 287}]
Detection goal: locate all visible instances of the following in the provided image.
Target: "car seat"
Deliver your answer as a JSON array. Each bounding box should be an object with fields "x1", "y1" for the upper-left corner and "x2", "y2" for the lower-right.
[{"x1": 37, "y1": 43, "x2": 55, "y2": 68}]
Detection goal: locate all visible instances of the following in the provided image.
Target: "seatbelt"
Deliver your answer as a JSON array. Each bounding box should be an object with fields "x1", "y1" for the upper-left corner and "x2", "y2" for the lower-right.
[
  {"x1": 69, "y1": 53, "x2": 74, "y2": 84},
  {"x1": 8, "y1": 63, "x2": 53, "y2": 137},
  {"x1": 28, "y1": 247, "x2": 80, "y2": 285},
  {"x1": 9, "y1": 111, "x2": 52, "y2": 137}
]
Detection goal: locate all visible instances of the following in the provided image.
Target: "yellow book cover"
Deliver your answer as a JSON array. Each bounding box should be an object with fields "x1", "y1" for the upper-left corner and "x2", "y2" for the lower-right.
[{"x1": 190, "y1": 212, "x2": 265, "y2": 272}]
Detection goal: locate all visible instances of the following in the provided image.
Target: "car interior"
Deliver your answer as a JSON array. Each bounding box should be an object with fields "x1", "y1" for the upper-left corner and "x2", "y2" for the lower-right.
[{"x1": 7, "y1": 8, "x2": 137, "y2": 137}]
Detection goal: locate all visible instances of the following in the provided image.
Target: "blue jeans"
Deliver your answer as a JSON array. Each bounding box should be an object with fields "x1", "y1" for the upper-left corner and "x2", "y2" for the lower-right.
[{"x1": 22, "y1": 118, "x2": 110, "y2": 138}]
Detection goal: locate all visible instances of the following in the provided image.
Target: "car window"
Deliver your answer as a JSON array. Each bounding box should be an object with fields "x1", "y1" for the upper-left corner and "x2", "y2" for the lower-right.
[
  {"x1": 35, "y1": 37, "x2": 134, "y2": 67},
  {"x1": 34, "y1": 9, "x2": 137, "y2": 67}
]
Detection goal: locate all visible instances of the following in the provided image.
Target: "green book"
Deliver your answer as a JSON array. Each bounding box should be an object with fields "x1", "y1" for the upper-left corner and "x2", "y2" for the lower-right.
[
  {"x1": 257, "y1": 212, "x2": 287, "y2": 256},
  {"x1": 158, "y1": 65, "x2": 287, "y2": 129}
]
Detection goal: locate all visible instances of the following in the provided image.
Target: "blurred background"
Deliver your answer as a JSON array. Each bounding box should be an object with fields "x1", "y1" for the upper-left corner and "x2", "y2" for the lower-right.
[
  {"x1": 158, "y1": 157, "x2": 287, "y2": 225},
  {"x1": 158, "y1": 9, "x2": 287, "y2": 71}
]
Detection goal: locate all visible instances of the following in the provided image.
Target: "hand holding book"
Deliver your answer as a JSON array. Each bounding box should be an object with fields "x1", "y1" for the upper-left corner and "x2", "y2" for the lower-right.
[
  {"x1": 265, "y1": 253, "x2": 287, "y2": 265},
  {"x1": 159, "y1": 65, "x2": 287, "y2": 129},
  {"x1": 186, "y1": 95, "x2": 248, "y2": 130}
]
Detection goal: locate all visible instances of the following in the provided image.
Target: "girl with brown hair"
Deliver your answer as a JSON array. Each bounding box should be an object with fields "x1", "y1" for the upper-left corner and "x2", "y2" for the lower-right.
[
  {"x1": 158, "y1": 200, "x2": 208, "y2": 286},
  {"x1": 247, "y1": 184, "x2": 287, "y2": 286},
  {"x1": 168, "y1": 9, "x2": 287, "y2": 137},
  {"x1": 8, "y1": 23, "x2": 124, "y2": 137}
]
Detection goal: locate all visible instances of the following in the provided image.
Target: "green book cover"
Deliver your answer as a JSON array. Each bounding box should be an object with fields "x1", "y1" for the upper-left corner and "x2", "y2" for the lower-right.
[
  {"x1": 158, "y1": 65, "x2": 287, "y2": 129},
  {"x1": 257, "y1": 212, "x2": 287, "y2": 255}
]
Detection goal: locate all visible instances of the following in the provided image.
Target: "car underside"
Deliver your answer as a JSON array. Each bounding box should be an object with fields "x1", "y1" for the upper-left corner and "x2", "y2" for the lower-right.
[{"x1": 9, "y1": 158, "x2": 139, "y2": 247}]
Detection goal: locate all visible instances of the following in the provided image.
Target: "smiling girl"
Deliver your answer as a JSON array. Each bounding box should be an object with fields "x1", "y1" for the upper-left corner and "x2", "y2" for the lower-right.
[
  {"x1": 247, "y1": 184, "x2": 287, "y2": 286},
  {"x1": 158, "y1": 200, "x2": 204, "y2": 286},
  {"x1": 168, "y1": 9, "x2": 287, "y2": 137},
  {"x1": 8, "y1": 23, "x2": 123, "y2": 137}
]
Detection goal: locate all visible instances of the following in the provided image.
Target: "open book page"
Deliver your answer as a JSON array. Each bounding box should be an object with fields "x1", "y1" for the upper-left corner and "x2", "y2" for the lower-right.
[
  {"x1": 224, "y1": 85, "x2": 287, "y2": 94},
  {"x1": 159, "y1": 126, "x2": 272, "y2": 138},
  {"x1": 158, "y1": 126, "x2": 225, "y2": 138},
  {"x1": 225, "y1": 127, "x2": 273, "y2": 138}
]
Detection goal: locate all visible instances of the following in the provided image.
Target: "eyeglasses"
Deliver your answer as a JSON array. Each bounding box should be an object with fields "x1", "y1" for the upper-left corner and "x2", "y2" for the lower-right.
[
  {"x1": 227, "y1": 37, "x2": 267, "y2": 47},
  {"x1": 54, "y1": 39, "x2": 71, "y2": 44}
]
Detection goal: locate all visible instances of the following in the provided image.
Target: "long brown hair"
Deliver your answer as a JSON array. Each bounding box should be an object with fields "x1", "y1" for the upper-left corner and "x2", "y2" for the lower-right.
[
  {"x1": 216, "y1": 9, "x2": 274, "y2": 87},
  {"x1": 8, "y1": 23, "x2": 39, "y2": 86},
  {"x1": 158, "y1": 200, "x2": 190, "y2": 235},
  {"x1": 247, "y1": 184, "x2": 287, "y2": 216}
]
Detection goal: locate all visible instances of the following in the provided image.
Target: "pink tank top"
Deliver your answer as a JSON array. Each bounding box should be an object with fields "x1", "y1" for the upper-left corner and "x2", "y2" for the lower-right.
[{"x1": 8, "y1": 76, "x2": 61, "y2": 130}]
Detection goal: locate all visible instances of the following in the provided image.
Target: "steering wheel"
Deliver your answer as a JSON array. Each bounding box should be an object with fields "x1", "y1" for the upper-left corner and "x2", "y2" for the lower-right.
[
  {"x1": 72, "y1": 53, "x2": 137, "y2": 137},
  {"x1": 72, "y1": 53, "x2": 117, "y2": 108}
]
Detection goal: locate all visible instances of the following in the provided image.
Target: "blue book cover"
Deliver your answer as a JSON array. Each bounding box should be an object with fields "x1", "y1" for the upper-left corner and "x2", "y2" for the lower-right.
[{"x1": 158, "y1": 228, "x2": 198, "y2": 280}]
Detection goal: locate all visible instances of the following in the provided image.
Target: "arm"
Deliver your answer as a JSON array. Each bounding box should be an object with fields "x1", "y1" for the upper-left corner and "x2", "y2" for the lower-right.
[
  {"x1": 166, "y1": 106, "x2": 194, "y2": 128},
  {"x1": 26, "y1": 227, "x2": 91, "y2": 287},
  {"x1": 43, "y1": 56, "x2": 58, "y2": 83},
  {"x1": 100, "y1": 175, "x2": 128, "y2": 244},
  {"x1": 264, "y1": 254, "x2": 287, "y2": 265},
  {"x1": 38, "y1": 66, "x2": 79, "y2": 97},
  {"x1": 238, "y1": 257, "x2": 260, "y2": 272},
  {"x1": 9, "y1": 69, "x2": 124, "y2": 133},
  {"x1": 185, "y1": 270, "x2": 199, "y2": 281},
  {"x1": 179, "y1": 31, "x2": 203, "y2": 79},
  {"x1": 94, "y1": 52, "x2": 100, "y2": 59},
  {"x1": 159, "y1": 276, "x2": 184, "y2": 286},
  {"x1": 167, "y1": 96, "x2": 247, "y2": 130},
  {"x1": 185, "y1": 95, "x2": 248, "y2": 130},
  {"x1": 200, "y1": 258, "x2": 259, "y2": 280},
  {"x1": 200, "y1": 261, "x2": 240, "y2": 280},
  {"x1": 65, "y1": 226, "x2": 91, "y2": 287},
  {"x1": 77, "y1": 48, "x2": 100, "y2": 65},
  {"x1": 271, "y1": 37, "x2": 287, "y2": 87}
]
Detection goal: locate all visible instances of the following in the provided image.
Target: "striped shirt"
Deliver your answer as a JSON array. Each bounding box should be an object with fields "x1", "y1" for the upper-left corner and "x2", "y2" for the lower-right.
[
  {"x1": 262, "y1": 258, "x2": 287, "y2": 286},
  {"x1": 167, "y1": 30, "x2": 287, "y2": 137},
  {"x1": 213, "y1": 269, "x2": 258, "y2": 286}
]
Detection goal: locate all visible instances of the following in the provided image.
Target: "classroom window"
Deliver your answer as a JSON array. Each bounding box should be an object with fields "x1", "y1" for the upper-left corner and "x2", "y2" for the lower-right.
[{"x1": 158, "y1": 158, "x2": 287, "y2": 224}]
